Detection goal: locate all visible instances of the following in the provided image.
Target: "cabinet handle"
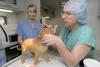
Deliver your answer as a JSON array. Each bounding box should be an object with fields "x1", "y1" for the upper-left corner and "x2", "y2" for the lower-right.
[
  {"x1": 17, "y1": 45, "x2": 21, "y2": 50},
  {"x1": 10, "y1": 45, "x2": 18, "y2": 50}
]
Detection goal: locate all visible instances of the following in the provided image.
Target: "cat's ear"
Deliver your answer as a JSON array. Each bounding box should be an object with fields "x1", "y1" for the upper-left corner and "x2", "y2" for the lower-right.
[
  {"x1": 48, "y1": 25, "x2": 51, "y2": 28},
  {"x1": 53, "y1": 25, "x2": 58, "y2": 34},
  {"x1": 54, "y1": 25, "x2": 58, "y2": 29}
]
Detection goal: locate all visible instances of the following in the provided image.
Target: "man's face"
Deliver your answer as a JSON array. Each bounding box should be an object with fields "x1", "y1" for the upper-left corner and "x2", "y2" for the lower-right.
[{"x1": 27, "y1": 7, "x2": 37, "y2": 20}]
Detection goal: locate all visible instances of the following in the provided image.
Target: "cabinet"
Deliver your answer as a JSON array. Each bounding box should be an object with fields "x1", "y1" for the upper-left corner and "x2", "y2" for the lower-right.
[
  {"x1": 98, "y1": 0, "x2": 100, "y2": 17},
  {"x1": 0, "y1": 0, "x2": 25, "y2": 12},
  {"x1": 16, "y1": 0, "x2": 26, "y2": 12},
  {"x1": 1, "y1": 0, "x2": 17, "y2": 5},
  {"x1": 0, "y1": 0, "x2": 16, "y2": 9},
  {"x1": 5, "y1": 43, "x2": 21, "y2": 62}
]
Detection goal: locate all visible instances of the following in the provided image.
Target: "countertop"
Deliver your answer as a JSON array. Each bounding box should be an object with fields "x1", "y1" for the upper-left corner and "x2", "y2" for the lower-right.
[{"x1": 3, "y1": 54, "x2": 67, "y2": 67}]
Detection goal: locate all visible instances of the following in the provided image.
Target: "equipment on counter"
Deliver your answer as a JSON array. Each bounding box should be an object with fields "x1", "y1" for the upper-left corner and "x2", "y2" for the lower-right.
[{"x1": 0, "y1": 24, "x2": 21, "y2": 62}]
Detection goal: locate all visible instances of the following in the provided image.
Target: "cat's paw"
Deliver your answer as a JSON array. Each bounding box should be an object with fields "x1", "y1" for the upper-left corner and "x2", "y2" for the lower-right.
[{"x1": 22, "y1": 63, "x2": 38, "y2": 67}]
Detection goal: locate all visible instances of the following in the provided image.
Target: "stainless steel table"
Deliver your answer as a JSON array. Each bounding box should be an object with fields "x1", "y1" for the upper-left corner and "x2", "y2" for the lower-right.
[{"x1": 3, "y1": 53, "x2": 67, "y2": 67}]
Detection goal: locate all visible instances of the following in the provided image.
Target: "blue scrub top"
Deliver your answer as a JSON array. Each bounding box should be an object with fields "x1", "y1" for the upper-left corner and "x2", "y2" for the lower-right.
[
  {"x1": 60, "y1": 25, "x2": 96, "y2": 58},
  {"x1": 16, "y1": 19, "x2": 42, "y2": 40}
]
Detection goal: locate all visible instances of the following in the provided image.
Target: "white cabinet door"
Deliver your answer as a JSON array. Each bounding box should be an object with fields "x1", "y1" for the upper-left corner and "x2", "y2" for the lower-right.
[
  {"x1": 5, "y1": 0, "x2": 16, "y2": 5},
  {"x1": 16, "y1": 0, "x2": 26, "y2": 12},
  {"x1": 0, "y1": 0, "x2": 17, "y2": 11},
  {"x1": 0, "y1": 0, "x2": 26, "y2": 12}
]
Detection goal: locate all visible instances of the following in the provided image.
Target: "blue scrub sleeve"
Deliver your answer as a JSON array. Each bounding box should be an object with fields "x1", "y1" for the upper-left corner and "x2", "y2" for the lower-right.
[{"x1": 16, "y1": 24, "x2": 22, "y2": 36}]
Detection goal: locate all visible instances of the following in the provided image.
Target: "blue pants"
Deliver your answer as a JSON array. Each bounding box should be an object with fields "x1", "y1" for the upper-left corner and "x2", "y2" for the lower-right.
[{"x1": 0, "y1": 49, "x2": 6, "y2": 67}]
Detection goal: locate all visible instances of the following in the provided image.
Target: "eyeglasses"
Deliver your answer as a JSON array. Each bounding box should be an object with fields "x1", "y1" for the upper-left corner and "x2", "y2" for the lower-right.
[{"x1": 61, "y1": 11, "x2": 73, "y2": 17}]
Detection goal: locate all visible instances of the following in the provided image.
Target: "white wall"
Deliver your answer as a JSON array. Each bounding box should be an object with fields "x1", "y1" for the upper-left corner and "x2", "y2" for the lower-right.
[
  {"x1": 87, "y1": 0, "x2": 100, "y2": 50},
  {"x1": 0, "y1": 12, "x2": 17, "y2": 24}
]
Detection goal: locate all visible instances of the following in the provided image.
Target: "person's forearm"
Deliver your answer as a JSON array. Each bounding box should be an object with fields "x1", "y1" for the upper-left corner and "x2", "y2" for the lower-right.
[
  {"x1": 19, "y1": 40, "x2": 23, "y2": 44},
  {"x1": 18, "y1": 36, "x2": 23, "y2": 44},
  {"x1": 55, "y1": 39, "x2": 75, "y2": 67}
]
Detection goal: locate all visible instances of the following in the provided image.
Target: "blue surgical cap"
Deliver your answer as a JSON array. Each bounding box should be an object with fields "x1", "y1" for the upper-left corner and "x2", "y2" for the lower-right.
[{"x1": 64, "y1": 0, "x2": 88, "y2": 25}]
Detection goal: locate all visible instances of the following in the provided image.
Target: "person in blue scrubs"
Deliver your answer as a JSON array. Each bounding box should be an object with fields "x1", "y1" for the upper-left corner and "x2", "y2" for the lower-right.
[
  {"x1": 0, "y1": 49, "x2": 6, "y2": 67},
  {"x1": 16, "y1": 4, "x2": 42, "y2": 44},
  {"x1": 41, "y1": 0, "x2": 96, "y2": 67},
  {"x1": 16, "y1": 4, "x2": 41, "y2": 67}
]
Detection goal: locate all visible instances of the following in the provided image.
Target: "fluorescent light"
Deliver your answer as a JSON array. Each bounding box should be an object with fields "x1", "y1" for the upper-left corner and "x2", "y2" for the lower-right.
[
  {"x1": 45, "y1": 16, "x2": 50, "y2": 18},
  {"x1": 0, "y1": 9, "x2": 14, "y2": 12}
]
